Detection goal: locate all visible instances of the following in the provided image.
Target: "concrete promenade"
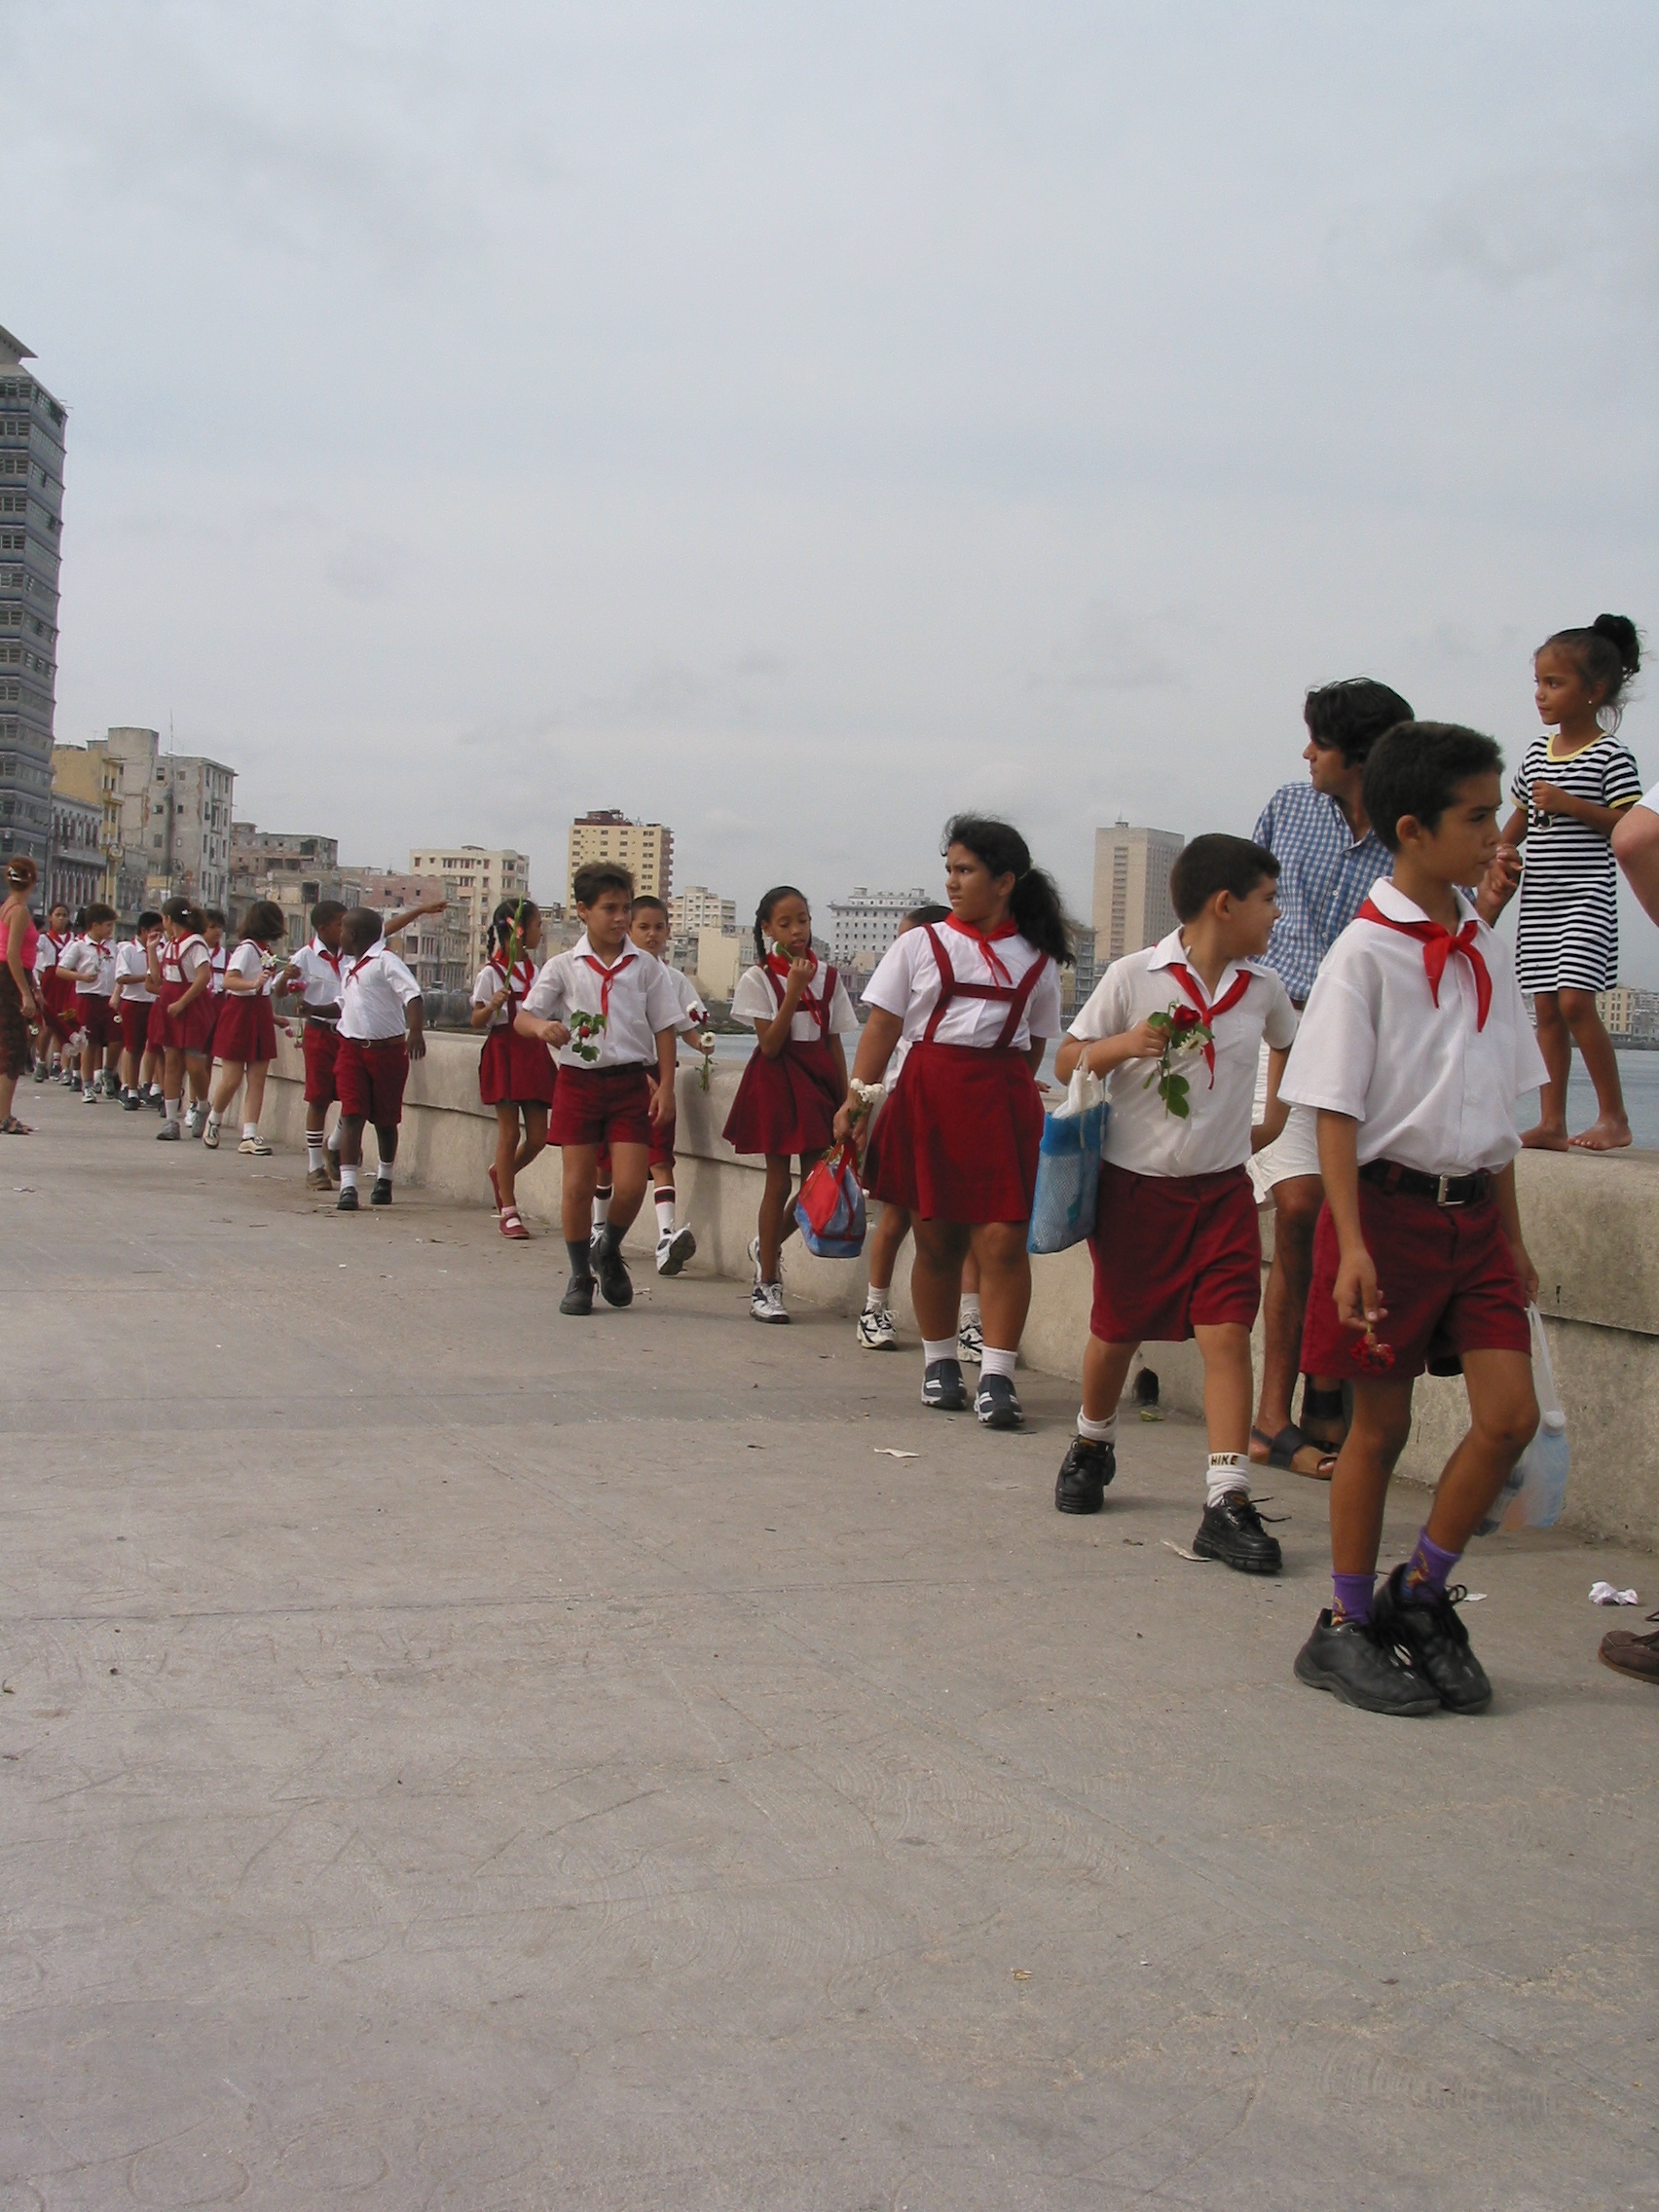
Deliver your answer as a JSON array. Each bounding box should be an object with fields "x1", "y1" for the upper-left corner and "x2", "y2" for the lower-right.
[{"x1": 3, "y1": 1085, "x2": 1657, "y2": 2210}]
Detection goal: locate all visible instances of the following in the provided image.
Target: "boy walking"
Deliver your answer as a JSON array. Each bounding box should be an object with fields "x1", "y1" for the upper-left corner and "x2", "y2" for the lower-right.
[
  {"x1": 1282, "y1": 723, "x2": 1545, "y2": 1715},
  {"x1": 1054, "y1": 835, "x2": 1298, "y2": 1567},
  {"x1": 333, "y1": 907, "x2": 425, "y2": 1213}
]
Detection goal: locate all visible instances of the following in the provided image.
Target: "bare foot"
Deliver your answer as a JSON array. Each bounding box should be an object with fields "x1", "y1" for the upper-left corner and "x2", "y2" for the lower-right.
[
  {"x1": 1569, "y1": 1115, "x2": 1633, "y2": 1152},
  {"x1": 1520, "y1": 1123, "x2": 1571, "y2": 1151}
]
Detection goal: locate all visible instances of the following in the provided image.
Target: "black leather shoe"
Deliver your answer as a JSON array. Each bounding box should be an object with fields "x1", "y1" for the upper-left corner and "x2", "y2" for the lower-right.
[
  {"x1": 921, "y1": 1358, "x2": 967, "y2": 1411},
  {"x1": 594, "y1": 1226, "x2": 633, "y2": 1308},
  {"x1": 559, "y1": 1272, "x2": 595, "y2": 1316},
  {"x1": 369, "y1": 1179, "x2": 391, "y2": 1205},
  {"x1": 336, "y1": 1187, "x2": 358, "y2": 1212},
  {"x1": 1193, "y1": 1491, "x2": 1282, "y2": 1573},
  {"x1": 1372, "y1": 1565, "x2": 1492, "y2": 1713},
  {"x1": 1293, "y1": 1609, "x2": 1440, "y2": 1716},
  {"x1": 975, "y1": 1374, "x2": 1023, "y2": 1429},
  {"x1": 1054, "y1": 1435, "x2": 1115, "y2": 1514}
]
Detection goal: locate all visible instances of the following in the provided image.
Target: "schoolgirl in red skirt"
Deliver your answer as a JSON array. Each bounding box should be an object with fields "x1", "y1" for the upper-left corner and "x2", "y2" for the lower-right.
[
  {"x1": 470, "y1": 898, "x2": 554, "y2": 1239},
  {"x1": 151, "y1": 899, "x2": 215, "y2": 1140},
  {"x1": 203, "y1": 900, "x2": 285, "y2": 1155},
  {"x1": 839, "y1": 816, "x2": 1067, "y2": 1427},
  {"x1": 723, "y1": 886, "x2": 858, "y2": 1323},
  {"x1": 31, "y1": 903, "x2": 75, "y2": 1081}
]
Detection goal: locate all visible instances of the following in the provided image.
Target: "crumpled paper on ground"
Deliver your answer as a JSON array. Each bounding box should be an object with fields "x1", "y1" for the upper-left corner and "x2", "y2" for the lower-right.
[{"x1": 1590, "y1": 1580, "x2": 1640, "y2": 1606}]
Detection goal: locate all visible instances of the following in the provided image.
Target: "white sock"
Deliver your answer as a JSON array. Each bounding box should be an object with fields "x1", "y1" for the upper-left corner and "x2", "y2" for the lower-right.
[
  {"x1": 307, "y1": 1138, "x2": 324, "y2": 1171},
  {"x1": 340, "y1": 1164, "x2": 359, "y2": 1192},
  {"x1": 207, "y1": 1111, "x2": 222, "y2": 1130},
  {"x1": 164, "y1": 1097, "x2": 180, "y2": 1123},
  {"x1": 149, "y1": 1084, "x2": 162, "y2": 1098},
  {"x1": 592, "y1": 1187, "x2": 611, "y2": 1231},
  {"x1": 864, "y1": 1285, "x2": 889, "y2": 1313},
  {"x1": 654, "y1": 1187, "x2": 676, "y2": 1236},
  {"x1": 241, "y1": 1123, "x2": 257, "y2": 1141},
  {"x1": 1206, "y1": 1452, "x2": 1249, "y2": 1508},
  {"x1": 922, "y1": 1336, "x2": 957, "y2": 1365},
  {"x1": 979, "y1": 1346, "x2": 1017, "y2": 1381},
  {"x1": 1077, "y1": 1410, "x2": 1118, "y2": 1444},
  {"x1": 376, "y1": 1161, "x2": 392, "y2": 1186},
  {"x1": 960, "y1": 1292, "x2": 981, "y2": 1324},
  {"x1": 325, "y1": 1128, "x2": 340, "y2": 1156},
  {"x1": 82, "y1": 1082, "x2": 93, "y2": 1096}
]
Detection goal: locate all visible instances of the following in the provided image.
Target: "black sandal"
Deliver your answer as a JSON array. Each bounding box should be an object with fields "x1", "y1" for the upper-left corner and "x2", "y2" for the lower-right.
[
  {"x1": 1250, "y1": 1422, "x2": 1337, "y2": 1481},
  {"x1": 1, "y1": 1116, "x2": 33, "y2": 1135}
]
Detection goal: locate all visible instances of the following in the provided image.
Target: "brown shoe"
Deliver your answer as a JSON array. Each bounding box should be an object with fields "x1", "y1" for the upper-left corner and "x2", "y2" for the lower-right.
[
  {"x1": 306, "y1": 1166, "x2": 332, "y2": 1192},
  {"x1": 1600, "y1": 1612, "x2": 1659, "y2": 1685}
]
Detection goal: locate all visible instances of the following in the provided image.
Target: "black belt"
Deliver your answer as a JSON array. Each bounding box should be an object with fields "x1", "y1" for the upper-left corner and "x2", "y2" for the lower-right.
[
  {"x1": 304, "y1": 1010, "x2": 340, "y2": 1025},
  {"x1": 1360, "y1": 1159, "x2": 1491, "y2": 1208}
]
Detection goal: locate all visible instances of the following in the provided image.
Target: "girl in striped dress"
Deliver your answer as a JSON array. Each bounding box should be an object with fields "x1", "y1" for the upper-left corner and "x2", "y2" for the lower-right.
[{"x1": 1503, "y1": 614, "x2": 1643, "y2": 1152}]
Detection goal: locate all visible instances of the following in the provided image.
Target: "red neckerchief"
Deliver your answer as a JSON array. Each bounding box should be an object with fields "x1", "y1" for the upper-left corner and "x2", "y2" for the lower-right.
[
  {"x1": 578, "y1": 948, "x2": 636, "y2": 1018},
  {"x1": 944, "y1": 913, "x2": 1019, "y2": 985},
  {"x1": 765, "y1": 948, "x2": 830, "y2": 1017},
  {"x1": 1357, "y1": 898, "x2": 1492, "y2": 1031},
  {"x1": 345, "y1": 949, "x2": 380, "y2": 987},
  {"x1": 1166, "y1": 960, "x2": 1252, "y2": 1084},
  {"x1": 490, "y1": 952, "x2": 535, "y2": 1014},
  {"x1": 312, "y1": 939, "x2": 344, "y2": 976}
]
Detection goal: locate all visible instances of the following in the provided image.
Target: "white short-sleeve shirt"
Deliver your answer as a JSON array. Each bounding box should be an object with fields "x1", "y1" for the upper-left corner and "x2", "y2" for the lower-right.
[
  {"x1": 289, "y1": 939, "x2": 347, "y2": 1013},
  {"x1": 62, "y1": 937, "x2": 117, "y2": 996},
  {"x1": 522, "y1": 936, "x2": 684, "y2": 1069},
  {"x1": 34, "y1": 932, "x2": 66, "y2": 981},
  {"x1": 112, "y1": 940, "x2": 157, "y2": 1003},
  {"x1": 1279, "y1": 877, "x2": 1546, "y2": 1175},
  {"x1": 207, "y1": 945, "x2": 227, "y2": 994},
  {"x1": 470, "y1": 955, "x2": 536, "y2": 1029},
  {"x1": 663, "y1": 965, "x2": 711, "y2": 1031},
  {"x1": 226, "y1": 941, "x2": 276, "y2": 995},
  {"x1": 862, "y1": 922, "x2": 1060, "y2": 1053},
  {"x1": 160, "y1": 933, "x2": 209, "y2": 988},
  {"x1": 339, "y1": 945, "x2": 422, "y2": 1042},
  {"x1": 730, "y1": 959, "x2": 859, "y2": 1044},
  {"x1": 1070, "y1": 930, "x2": 1298, "y2": 1177}
]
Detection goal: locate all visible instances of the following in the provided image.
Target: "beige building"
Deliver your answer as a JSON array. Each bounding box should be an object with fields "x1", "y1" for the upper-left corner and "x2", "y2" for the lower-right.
[
  {"x1": 1596, "y1": 986, "x2": 1659, "y2": 1041},
  {"x1": 52, "y1": 741, "x2": 142, "y2": 910},
  {"x1": 670, "y1": 883, "x2": 735, "y2": 936},
  {"x1": 350, "y1": 869, "x2": 470, "y2": 997},
  {"x1": 568, "y1": 810, "x2": 673, "y2": 906},
  {"x1": 695, "y1": 927, "x2": 746, "y2": 1006},
  {"x1": 1092, "y1": 822, "x2": 1185, "y2": 965},
  {"x1": 407, "y1": 845, "x2": 530, "y2": 977}
]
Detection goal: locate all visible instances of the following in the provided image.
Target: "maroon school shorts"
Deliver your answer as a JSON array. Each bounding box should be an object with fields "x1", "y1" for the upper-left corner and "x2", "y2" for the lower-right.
[
  {"x1": 1302, "y1": 1177, "x2": 1530, "y2": 1382},
  {"x1": 335, "y1": 1035, "x2": 410, "y2": 1126},
  {"x1": 303, "y1": 1018, "x2": 340, "y2": 1108},
  {"x1": 119, "y1": 998, "x2": 154, "y2": 1056},
  {"x1": 73, "y1": 994, "x2": 114, "y2": 1050},
  {"x1": 550, "y1": 1063, "x2": 654, "y2": 1149},
  {"x1": 1088, "y1": 1161, "x2": 1262, "y2": 1343}
]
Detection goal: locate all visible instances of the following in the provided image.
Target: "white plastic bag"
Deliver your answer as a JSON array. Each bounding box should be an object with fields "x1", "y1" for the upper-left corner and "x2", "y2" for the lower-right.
[{"x1": 1478, "y1": 1304, "x2": 1569, "y2": 1534}]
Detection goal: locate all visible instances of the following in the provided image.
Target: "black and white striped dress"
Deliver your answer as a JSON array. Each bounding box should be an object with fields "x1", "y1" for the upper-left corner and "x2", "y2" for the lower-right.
[{"x1": 1512, "y1": 731, "x2": 1642, "y2": 992}]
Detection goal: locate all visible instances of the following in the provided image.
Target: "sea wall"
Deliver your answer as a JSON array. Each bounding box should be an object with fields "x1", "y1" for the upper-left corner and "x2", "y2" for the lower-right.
[{"x1": 262, "y1": 1033, "x2": 1659, "y2": 1550}]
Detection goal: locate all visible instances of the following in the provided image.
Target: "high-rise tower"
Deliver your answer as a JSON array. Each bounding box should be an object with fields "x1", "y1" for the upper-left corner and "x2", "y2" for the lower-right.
[{"x1": 0, "y1": 327, "x2": 65, "y2": 872}]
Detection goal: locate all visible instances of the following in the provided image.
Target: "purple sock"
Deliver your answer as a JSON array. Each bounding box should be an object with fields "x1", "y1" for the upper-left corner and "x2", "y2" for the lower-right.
[
  {"x1": 1332, "y1": 1572, "x2": 1376, "y2": 1626},
  {"x1": 1404, "y1": 1527, "x2": 1459, "y2": 1603}
]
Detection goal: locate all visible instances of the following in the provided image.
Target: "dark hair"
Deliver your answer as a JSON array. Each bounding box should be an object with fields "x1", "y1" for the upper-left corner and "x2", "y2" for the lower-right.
[
  {"x1": 136, "y1": 909, "x2": 162, "y2": 931},
  {"x1": 1169, "y1": 835, "x2": 1280, "y2": 923},
  {"x1": 82, "y1": 902, "x2": 117, "y2": 928},
  {"x1": 341, "y1": 906, "x2": 383, "y2": 956},
  {"x1": 162, "y1": 897, "x2": 201, "y2": 928},
  {"x1": 238, "y1": 899, "x2": 286, "y2": 944},
  {"x1": 310, "y1": 898, "x2": 347, "y2": 934},
  {"x1": 631, "y1": 894, "x2": 669, "y2": 920},
  {"x1": 754, "y1": 885, "x2": 809, "y2": 961},
  {"x1": 200, "y1": 907, "x2": 226, "y2": 929},
  {"x1": 71, "y1": 907, "x2": 87, "y2": 931},
  {"x1": 1540, "y1": 614, "x2": 1642, "y2": 729},
  {"x1": 572, "y1": 861, "x2": 634, "y2": 909},
  {"x1": 1303, "y1": 678, "x2": 1416, "y2": 767},
  {"x1": 941, "y1": 815, "x2": 1072, "y2": 965},
  {"x1": 488, "y1": 895, "x2": 539, "y2": 954},
  {"x1": 1363, "y1": 722, "x2": 1504, "y2": 853},
  {"x1": 903, "y1": 903, "x2": 951, "y2": 928}
]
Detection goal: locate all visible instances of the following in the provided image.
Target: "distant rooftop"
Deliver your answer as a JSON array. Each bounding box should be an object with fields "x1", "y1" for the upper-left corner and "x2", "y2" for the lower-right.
[{"x1": 0, "y1": 325, "x2": 36, "y2": 368}]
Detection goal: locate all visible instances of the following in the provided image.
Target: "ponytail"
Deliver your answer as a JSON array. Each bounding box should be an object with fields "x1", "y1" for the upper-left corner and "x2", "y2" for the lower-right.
[
  {"x1": 489, "y1": 896, "x2": 537, "y2": 957},
  {"x1": 754, "y1": 885, "x2": 807, "y2": 963},
  {"x1": 941, "y1": 814, "x2": 1073, "y2": 966}
]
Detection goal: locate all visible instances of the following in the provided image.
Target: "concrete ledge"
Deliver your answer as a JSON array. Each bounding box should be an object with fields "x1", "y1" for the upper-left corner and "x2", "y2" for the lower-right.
[{"x1": 263, "y1": 1031, "x2": 1659, "y2": 1550}]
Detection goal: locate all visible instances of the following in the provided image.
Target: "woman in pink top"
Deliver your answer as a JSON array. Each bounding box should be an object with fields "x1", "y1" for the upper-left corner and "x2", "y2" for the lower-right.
[{"x1": 0, "y1": 854, "x2": 41, "y2": 1132}]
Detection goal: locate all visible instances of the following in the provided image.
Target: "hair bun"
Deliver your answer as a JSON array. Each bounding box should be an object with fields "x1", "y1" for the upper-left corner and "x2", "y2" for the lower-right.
[{"x1": 1592, "y1": 612, "x2": 1641, "y2": 675}]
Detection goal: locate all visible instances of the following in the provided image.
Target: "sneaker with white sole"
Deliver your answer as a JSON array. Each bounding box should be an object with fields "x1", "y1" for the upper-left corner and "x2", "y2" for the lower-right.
[
  {"x1": 975, "y1": 1373, "x2": 1023, "y2": 1428},
  {"x1": 956, "y1": 1315, "x2": 984, "y2": 1364},
  {"x1": 185, "y1": 1107, "x2": 205, "y2": 1139},
  {"x1": 82, "y1": 1087, "x2": 97, "y2": 1104},
  {"x1": 656, "y1": 1225, "x2": 696, "y2": 1275},
  {"x1": 203, "y1": 1121, "x2": 220, "y2": 1149},
  {"x1": 238, "y1": 1134, "x2": 273, "y2": 1157},
  {"x1": 856, "y1": 1304, "x2": 897, "y2": 1350},
  {"x1": 751, "y1": 1279, "x2": 790, "y2": 1324}
]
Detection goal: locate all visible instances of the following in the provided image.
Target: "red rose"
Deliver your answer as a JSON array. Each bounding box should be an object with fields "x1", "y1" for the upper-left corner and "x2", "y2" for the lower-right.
[
  {"x1": 1169, "y1": 1006, "x2": 1203, "y2": 1033},
  {"x1": 1350, "y1": 1335, "x2": 1395, "y2": 1373}
]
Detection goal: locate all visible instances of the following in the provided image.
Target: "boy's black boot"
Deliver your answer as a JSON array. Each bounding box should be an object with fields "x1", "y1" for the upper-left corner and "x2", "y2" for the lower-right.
[
  {"x1": 593, "y1": 1224, "x2": 633, "y2": 1308},
  {"x1": 560, "y1": 1240, "x2": 596, "y2": 1316},
  {"x1": 1193, "y1": 1492, "x2": 1282, "y2": 1573},
  {"x1": 1054, "y1": 1435, "x2": 1115, "y2": 1514},
  {"x1": 1372, "y1": 1565, "x2": 1492, "y2": 1714},
  {"x1": 1293, "y1": 1609, "x2": 1440, "y2": 1716}
]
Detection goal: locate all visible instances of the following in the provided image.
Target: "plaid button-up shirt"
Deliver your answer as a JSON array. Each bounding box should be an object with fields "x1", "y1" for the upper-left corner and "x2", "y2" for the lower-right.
[{"x1": 1252, "y1": 781, "x2": 1392, "y2": 1004}]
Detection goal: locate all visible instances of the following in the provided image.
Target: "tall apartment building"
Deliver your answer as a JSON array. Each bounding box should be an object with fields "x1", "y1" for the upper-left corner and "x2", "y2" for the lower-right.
[
  {"x1": 829, "y1": 886, "x2": 932, "y2": 975},
  {"x1": 1092, "y1": 822, "x2": 1184, "y2": 964},
  {"x1": 0, "y1": 328, "x2": 66, "y2": 873},
  {"x1": 87, "y1": 728, "x2": 160, "y2": 908},
  {"x1": 670, "y1": 884, "x2": 736, "y2": 937},
  {"x1": 567, "y1": 810, "x2": 673, "y2": 906},
  {"x1": 149, "y1": 752, "x2": 236, "y2": 906},
  {"x1": 347, "y1": 869, "x2": 469, "y2": 997},
  {"x1": 407, "y1": 845, "x2": 530, "y2": 977},
  {"x1": 1059, "y1": 923, "x2": 1100, "y2": 1019}
]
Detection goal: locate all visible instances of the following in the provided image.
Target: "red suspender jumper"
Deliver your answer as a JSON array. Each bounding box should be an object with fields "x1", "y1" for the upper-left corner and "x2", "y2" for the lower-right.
[
  {"x1": 864, "y1": 925, "x2": 1049, "y2": 1224},
  {"x1": 478, "y1": 955, "x2": 556, "y2": 1107},
  {"x1": 721, "y1": 959, "x2": 845, "y2": 1159}
]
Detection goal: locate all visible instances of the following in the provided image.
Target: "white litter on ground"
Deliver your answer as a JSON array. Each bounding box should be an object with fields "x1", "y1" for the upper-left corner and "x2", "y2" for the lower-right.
[{"x1": 1589, "y1": 1581, "x2": 1640, "y2": 1606}]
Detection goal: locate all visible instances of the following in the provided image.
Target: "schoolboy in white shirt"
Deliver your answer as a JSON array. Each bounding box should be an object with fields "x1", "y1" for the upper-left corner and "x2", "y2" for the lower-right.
[
  {"x1": 110, "y1": 912, "x2": 163, "y2": 1108},
  {"x1": 621, "y1": 894, "x2": 714, "y2": 1276},
  {"x1": 59, "y1": 906, "x2": 119, "y2": 1101},
  {"x1": 515, "y1": 861, "x2": 682, "y2": 1315},
  {"x1": 333, "y1": 907, "x2": 425, "y2": 1213},
  {"x1": 1056, "y1": 836, "x2": 1298, "y2": 1568},
  {"x1": 1281, "y1": 722, "x2": 1545, "y2": 1718}
]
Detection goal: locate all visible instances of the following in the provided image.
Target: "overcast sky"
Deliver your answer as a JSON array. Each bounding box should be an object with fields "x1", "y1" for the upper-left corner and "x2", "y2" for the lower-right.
[{"x1": 12, "y1": 3, "x2": 1658, "y2": 968}]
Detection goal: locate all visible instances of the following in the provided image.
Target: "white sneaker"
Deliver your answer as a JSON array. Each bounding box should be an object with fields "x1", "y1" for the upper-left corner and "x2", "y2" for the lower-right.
[
  {"x1": 82, "y1": 1086, "x2": 96, "y2": 1104},
  {"x1": 751, "y1": 1279, "x2": 790, "y2": 1324},
  {"x1": 203, "y1": 1120, "x2": 220, "y2": 1148},
  {"x1": 656, "y1": 1225, "x2": 696, "y2": 1275},
  {"x1": 856, "y1": 1305, "x2": 897, "y2": 1350},
  {"x1": 185, "y1": 1106, "x2": 205, "y2": 1138},
  {"x1": 238, "y1": 1134, "x2": 272, "y2": 1157},
  {"x1": 957, "y1": 1315, "x2": 984, "y2": 1365}
]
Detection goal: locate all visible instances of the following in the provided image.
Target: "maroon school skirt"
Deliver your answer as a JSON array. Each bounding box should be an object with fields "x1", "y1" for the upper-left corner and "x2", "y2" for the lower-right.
[
  {"x1": 212, "y1": 993, "x2": 277, "y2": 1063},
  {"x1": 155, "y1": 981, "x2": 216, "y2": 1055},
  {"x1": 478, "y1": 1025, "x2": 557, "y2": 1106},
  {"x1": 722, "y1": 1039, "x2": 841, "y2": 1160},
  {"x1": 1088, "y1": 1161, "x2": 1261, "y2": 1343},
  {"x1": 864, "y1": 1041, "x2": 1044, "y2": 1224}
]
